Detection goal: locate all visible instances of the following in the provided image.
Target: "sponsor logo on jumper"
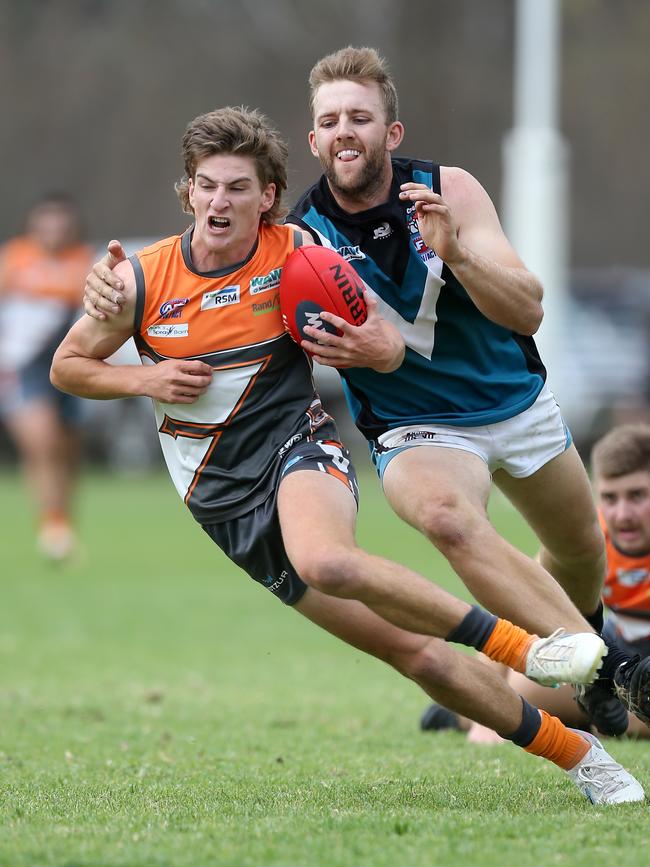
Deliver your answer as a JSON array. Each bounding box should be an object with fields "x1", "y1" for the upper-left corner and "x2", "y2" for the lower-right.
[
  {"x1": 278, "y1": 432, "x2": 303, "y2": 456},
  {"x1": 252, "y1": 292, "x2": 281, "y2": 316},
  {"x1": 263, "y1": 569, "x2": 288, "y2": 593},
  {"x1": 406, "y1": 207, "x2": 438, "y2": 262},
  {"x1": 201, "y1": 285, "x2": 240, "y2": 310},
  {"x1": 373, "y1": 221, "x2": 393, "y2": 240},
  {"x1": 159, "y1": 297, "x2": 189, "y2": 319},
  {"x1": 337, "y1": 244, "x2": 366, "y2": 261},
  {"x1": 615, "y1": 568, "x2": 649, "y2": 588},
  {"x1": 403, "y1": 430, "x2": 438, "y2": 442},
  {"x1": 250, "y1": 268, "x2": 281, "y2": 295},
  {"x1": 414, "y1": 236, "x2": 437, "y2": 262},
  {"x1": 146, "y1": 323, "x2": 189, "y2": 338}
]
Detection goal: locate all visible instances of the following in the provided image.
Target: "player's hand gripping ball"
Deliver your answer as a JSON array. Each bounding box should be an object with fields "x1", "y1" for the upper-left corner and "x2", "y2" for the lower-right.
[{"x1": 280, "y1": 246, "x2": 367, "y2": 344}]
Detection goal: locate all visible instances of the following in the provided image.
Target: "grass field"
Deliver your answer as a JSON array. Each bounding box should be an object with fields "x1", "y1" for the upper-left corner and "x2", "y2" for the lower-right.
[{"x1": 1, "y1": 466, "x2": 648, "y2": 866}]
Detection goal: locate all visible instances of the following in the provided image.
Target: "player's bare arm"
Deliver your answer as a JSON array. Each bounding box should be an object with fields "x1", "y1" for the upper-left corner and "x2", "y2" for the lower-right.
[
  {"x1": 52, "y1": 260, "x2": 213, "y2": 404},
  {"x1": 399, "y1": 168, "x2": 544, "y2": 336},
  {"x1": 82, "y1": 240, "x2": 128, "y2": 321}
]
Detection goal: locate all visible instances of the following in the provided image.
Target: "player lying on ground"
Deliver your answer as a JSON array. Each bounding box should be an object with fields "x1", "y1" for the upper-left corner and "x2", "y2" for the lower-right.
[
  {"x1": 422, "y1": 424, "x2": 650, "y2": 742},
  {"x1": 52, "y1": 107, "x2": 645, "y2": 804},
  {"x1": 82, "y1": 47, "x2": 650, "y2": 737}
]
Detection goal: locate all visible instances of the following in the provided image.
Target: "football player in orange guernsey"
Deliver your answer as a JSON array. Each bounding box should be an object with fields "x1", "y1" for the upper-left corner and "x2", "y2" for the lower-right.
[
  {"x1": 0, "y1": 194, "x2": 94, "y2": 560},
  {"x1": 50, "y1": 107, "x2": 644, "y2": 803},
  {"x1": 423, "y1": 424, "x2": 650, "y2": 740}
]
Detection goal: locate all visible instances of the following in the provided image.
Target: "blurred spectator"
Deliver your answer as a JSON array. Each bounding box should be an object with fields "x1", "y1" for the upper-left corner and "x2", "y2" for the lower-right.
[{"x1": 0, "y1": 194, "x2": 93, "y2": 560}]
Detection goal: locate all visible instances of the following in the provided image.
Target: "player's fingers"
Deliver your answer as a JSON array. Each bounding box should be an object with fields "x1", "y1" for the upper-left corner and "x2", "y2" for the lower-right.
[
  {"x1": 302, "y1": 325, "x2": 339, "y2": 345},
  {"x1": 400, "y1": 189, "x2": 441, "y2": 204},
  {"x1": 319, "y1": 311, "x2": 350, "y2": 332},
  {"x1": 106, "y1": 239, "x2": 127, "y2": 266},
  {"x1": 418, "y1": 203, "x2": 449, "y2": 215},
  {"x1": 182, "y1": 360, "x2": 213, "y2": 375},
  {"x1": 399, "y1": 182, "x2": 430, "y2": 192},
  {"x1": 363, "y1": 295, "x2": 380, "y2": 320},
  {"x1": 85, "y1": 287, "x2": 121, "y2": 314},
  {"x1": 83, "y1": 297, "x2": 107, "y2": 321}
]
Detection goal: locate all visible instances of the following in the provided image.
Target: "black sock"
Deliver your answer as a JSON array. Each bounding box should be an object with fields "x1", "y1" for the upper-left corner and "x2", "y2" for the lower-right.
[
  {"x1": 504, "y1": 697, "x2": 542, "y2": 746},
  {"x1": 596, "y1": 635, "x2": 631, "y2": 684},
  {"x1": 584, "y1": 601, "x2": 604, "y2": 634},
  {"x1": 445, "y1": 605, "x2": 498, "y2": 651}
]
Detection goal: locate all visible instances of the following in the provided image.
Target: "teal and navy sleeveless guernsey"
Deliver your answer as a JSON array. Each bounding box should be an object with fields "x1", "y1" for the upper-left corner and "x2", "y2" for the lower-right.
[{"x1": 287, "y1": 158, "x2": 546, "y2": 440}]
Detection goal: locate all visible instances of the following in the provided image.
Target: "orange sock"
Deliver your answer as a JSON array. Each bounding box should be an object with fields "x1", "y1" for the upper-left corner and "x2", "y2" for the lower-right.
[
  {"x1": 482, "y1": 618, "x2": 538, "y2": 673},
  {"x1": 41, "y1": 509, "x2": 70, "y2": 528},
  {"x1": 524, "y1": 710, "x2": 590, "y2": 770}
]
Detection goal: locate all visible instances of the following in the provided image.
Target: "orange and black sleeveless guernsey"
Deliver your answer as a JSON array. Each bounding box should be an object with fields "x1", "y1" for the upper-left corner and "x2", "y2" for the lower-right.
[
  {"x1": 132, "y1": 224, "x2": 330, "y2": 524},
  {"x1": 600, "y1": 513, "x2": 650, "y2": 620}
]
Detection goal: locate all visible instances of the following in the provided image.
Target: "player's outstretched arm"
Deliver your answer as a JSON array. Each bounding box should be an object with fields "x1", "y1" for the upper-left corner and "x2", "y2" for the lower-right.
[
  {"x1": 399, "y1": 169, "x2": 544, "y2": 336},
  {"x1": 301, "y1": 294, "x2": 405, "y2": 372},
  {"x1": 52, "y1": 260, "x2": 213, "y2": 404},
  {"x1": 83, "y1": 239, "x2": 128, "y2": 321}
]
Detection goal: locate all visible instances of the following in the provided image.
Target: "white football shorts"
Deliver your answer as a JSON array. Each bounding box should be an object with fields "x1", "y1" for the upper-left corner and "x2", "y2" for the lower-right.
[{"x1": 371, "y1": 382, "x2": 572, "y2": 481}]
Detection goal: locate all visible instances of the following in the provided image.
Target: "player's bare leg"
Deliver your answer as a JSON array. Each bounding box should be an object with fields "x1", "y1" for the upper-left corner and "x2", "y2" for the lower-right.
[
  {"x1": 493, "y1": 444, "x2": 606, "y2": 618},
  {"x1": 5, "y1": 400, "x2": 78, "y2": 558},
  {"x1": 295, "y1": 589, "x2": 645, "y2": 802},
  {"x1": 492, "y1": 447, "x2": 645, "y2": 735},
  {"x1": 278, "y1": 467, "x2": 469, "y2": 637},
  {"x1": 295, "y1": 587, "x2": 526, "y2": 733},
  {"x1": 381, "y1": 446, "x2": 592, "y2": 634},
  {"x1": 278, "y1": 468, "x2": 606, "y2": 686}
]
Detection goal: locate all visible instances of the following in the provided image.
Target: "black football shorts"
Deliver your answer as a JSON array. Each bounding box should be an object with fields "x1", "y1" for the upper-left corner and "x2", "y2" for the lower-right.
[{"x1": 201, "y1": 432, "x2": 359, "y2": 605}]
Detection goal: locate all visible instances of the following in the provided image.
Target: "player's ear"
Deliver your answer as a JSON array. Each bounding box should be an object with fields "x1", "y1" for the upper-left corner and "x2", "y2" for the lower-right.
[
  {"x1": 308, "y1": 130, "x2": 319, "y2": 158},
  {"x1": 386, "y1": 121, "x2": 404, "y2": 152},
  {"x1": 188, "y1": 177, "x2": 196, "y2": 211},
  {"x1": 260, "y1": 183, "x2": 276, "y2": 214}
]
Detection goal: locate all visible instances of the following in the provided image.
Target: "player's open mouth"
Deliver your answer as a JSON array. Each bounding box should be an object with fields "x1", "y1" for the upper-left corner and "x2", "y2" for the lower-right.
[
  {"x1": 336, "y1": 149, "x2": 361, "y2": 161},
  {"x1": 208, "y1": 216, "x2": 230, "y2": 229}
]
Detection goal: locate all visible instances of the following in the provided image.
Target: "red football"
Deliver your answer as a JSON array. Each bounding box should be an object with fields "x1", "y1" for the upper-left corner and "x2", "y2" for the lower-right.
[{"x1": 280, "y1": 245, "x2": 367, "y2": 344}]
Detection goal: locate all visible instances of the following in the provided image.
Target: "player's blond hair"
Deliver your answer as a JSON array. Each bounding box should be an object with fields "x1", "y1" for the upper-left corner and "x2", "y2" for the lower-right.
[
  {"x1": 175, "y1": 106, "x2": 288, "y2": 224},
  {"x1": 591, "y1": 424, "x2": 650, "y2": 479},
  {"x1": 308, "y1": 46, "x2": 399, "y2": 124}
]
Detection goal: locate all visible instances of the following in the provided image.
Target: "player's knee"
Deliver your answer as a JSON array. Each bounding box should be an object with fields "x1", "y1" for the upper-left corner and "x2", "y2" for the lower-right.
[
  {"x1": 578, "y1": 519, "x2": 607, "y2": 564},
  {"x1": 553, "y1": 517, "x2": 606, "y2": 568},
  {"x1": 296, "y1": 545, "x2": 363, "y2": 598},
  {"x1": 417, "y1": 496, "x2": 475, "y2": 553},
  {"x1": 392, "y1": 639, "x2": 459, "y2": 690}
]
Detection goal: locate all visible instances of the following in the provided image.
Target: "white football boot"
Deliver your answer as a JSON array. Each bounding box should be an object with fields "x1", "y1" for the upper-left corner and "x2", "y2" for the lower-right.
[
  {"x1": 525, "y1": 628, "x2": 606, "y2": 687},
  {"x1": 566, "y1": 730, "x2": 645, "y2": 804}
]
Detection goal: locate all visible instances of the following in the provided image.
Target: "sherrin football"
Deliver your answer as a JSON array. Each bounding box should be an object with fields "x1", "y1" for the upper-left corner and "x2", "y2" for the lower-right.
[{"x1": 280, "y1": 245, "x2": 367, "y2": 344}]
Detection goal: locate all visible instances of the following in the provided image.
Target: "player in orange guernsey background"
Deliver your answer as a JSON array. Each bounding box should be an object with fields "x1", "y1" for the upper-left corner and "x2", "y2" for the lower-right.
[
  {"x1": 0, "y1": 194, "x2": 94, "y2": 559},
  {"x1": 50, "y1": 106, "x2": 645, "y2": 803},
  {"x1": 422, "y1": 423, "x2": 650, "y2": 739}
]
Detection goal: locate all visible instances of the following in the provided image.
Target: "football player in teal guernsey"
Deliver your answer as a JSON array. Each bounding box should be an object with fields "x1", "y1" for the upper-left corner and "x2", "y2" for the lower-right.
[
  {"x1": 81, "y1": 49, "x2": 650, "y2": 736},
  {"x1": 284, "y1": 46, "x2": 648, "y2": 736}
]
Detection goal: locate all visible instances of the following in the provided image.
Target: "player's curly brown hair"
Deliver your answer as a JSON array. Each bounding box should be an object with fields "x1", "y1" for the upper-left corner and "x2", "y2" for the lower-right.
[
  {"x1": 308, "y1": 46, "x2": 399, "y2": 124},
  {"x1": 591, "y1": 424, "x2": 650, "y2": 479},
  {"x1": 175, "y1": 106, "x2": 288, "y2": 224}
]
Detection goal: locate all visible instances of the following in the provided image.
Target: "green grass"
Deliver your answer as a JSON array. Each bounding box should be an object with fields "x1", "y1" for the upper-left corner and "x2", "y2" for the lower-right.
[{"x1": 0, "y1": 467, "x2": 648, "y2": 867}]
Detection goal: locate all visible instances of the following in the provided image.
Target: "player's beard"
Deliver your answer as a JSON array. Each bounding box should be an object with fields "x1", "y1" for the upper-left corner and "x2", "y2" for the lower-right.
[{"x1": 321, "y1": 141, "x2": 389, "y2": 203}]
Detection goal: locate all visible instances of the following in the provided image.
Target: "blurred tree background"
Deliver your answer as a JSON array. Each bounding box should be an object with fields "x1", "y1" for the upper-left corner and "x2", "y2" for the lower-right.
[
  {"x1": 1, "y1": 0, "x2": 648, "y2": 267},
  {"x1": 1, "y1": 0, "x2": 649, "y2": 460}
]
